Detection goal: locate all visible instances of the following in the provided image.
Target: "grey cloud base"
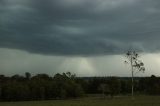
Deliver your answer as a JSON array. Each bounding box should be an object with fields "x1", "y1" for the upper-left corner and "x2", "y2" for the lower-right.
[{"x1": 1, "y1": 0, "x2": 160, "y2": 56}]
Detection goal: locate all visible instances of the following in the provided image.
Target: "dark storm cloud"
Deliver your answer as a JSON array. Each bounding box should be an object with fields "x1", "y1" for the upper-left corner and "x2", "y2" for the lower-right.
[{"x1": 1, "y1": 0, "x2": 160, "y2": 56}]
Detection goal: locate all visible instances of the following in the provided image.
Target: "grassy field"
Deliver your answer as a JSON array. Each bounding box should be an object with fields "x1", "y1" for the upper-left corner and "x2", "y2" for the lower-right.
[{"x1": 0, "y1": 96, "x2": 160, "y2": 106}]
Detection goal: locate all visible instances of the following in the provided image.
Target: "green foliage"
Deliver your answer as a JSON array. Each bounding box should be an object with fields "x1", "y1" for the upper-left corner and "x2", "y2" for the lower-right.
[
  {"x1": 1, "y1": 72, "x2": 160, "y2": 101},
  {"x1": 107, "y1": 77, "x2": 121, "y2": 97},
  {"x1": 0, "y1": 72, "x2": 84, "y2": 101},
  {"x1": 25, "y1": 72, "x2": 31, "y2": 80}
]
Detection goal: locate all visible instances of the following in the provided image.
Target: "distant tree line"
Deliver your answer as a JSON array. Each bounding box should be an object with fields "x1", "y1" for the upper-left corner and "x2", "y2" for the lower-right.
[
  {"x1": 0, "y1": 72, "x2": 160, "y2": 101},
  {"x1": 0, "y1": 72, "x2": 84, "y2": 101}
]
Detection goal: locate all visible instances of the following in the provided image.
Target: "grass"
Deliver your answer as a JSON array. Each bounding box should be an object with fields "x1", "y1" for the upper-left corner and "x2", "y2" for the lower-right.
[{"x1": 1, "y1": 96, "x2": 160, "y2": 106}]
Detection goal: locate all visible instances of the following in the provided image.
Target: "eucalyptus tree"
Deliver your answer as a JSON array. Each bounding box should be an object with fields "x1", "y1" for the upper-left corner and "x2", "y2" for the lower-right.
[{"x1": 125, "y1": 51, "x2": 145, "y2": 98}]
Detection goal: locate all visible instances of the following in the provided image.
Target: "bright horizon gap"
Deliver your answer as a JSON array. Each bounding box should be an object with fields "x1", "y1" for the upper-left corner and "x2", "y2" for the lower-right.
[{"x1": 0, "y1": 48, "x2": 160, "y2": 77}]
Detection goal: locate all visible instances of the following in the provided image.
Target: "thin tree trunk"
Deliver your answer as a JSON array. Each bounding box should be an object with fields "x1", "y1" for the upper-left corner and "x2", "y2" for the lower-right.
[
  {"x1": 131, "y1": 67, "x2": 134, "y2": 98},
  {"x1": 131, "y1": 56, "x2": 134, "y2": 99}
]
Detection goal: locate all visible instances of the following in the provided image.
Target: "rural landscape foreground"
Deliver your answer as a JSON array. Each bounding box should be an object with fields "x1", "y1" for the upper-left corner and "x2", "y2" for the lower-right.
[{"x1": 1, "y1": 96, "x2": 160, "y2": 106}]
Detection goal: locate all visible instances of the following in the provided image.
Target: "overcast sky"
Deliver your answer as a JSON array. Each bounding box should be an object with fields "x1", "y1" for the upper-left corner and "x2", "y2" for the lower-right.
[{"x1": 1, "y1": 0, "x2": 160, "y2": 76}]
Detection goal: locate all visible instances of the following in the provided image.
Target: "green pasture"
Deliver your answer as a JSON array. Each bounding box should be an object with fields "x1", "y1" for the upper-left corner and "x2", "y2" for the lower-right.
[{"x1": 0, "y1": 96, "x2": 160, "y2": 106}]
